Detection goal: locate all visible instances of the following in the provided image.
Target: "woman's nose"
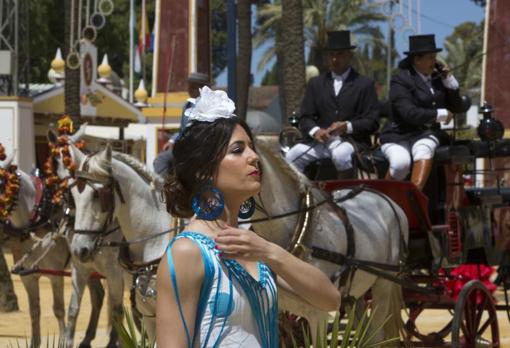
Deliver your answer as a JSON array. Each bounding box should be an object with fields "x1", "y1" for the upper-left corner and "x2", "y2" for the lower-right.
[{"x1": 248, "y1": 149, "x2": 259, "y2": 164}]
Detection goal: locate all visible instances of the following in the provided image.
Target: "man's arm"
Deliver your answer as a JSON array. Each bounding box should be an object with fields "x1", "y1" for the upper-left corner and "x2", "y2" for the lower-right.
[
  {"x1": 390, "y1": 76, "x2": 437, "y2": 126},
  {"x1": 298, "y1": 80, "x2": 320, "y2": 136},
  {"x1": 349, "y1": 81, "x2": 380, "y2": 135}
]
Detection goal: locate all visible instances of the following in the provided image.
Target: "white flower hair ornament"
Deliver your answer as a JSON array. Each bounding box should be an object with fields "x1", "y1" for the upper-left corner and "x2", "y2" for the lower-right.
[{"x1": 187, "y1": 86, "x2": 236, "y2": 123}]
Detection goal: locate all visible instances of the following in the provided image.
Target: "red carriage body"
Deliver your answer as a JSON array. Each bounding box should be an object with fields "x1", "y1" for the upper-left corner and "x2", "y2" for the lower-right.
[{"x1": 298, "y1": 138, "x2": 510, "y2": 346}]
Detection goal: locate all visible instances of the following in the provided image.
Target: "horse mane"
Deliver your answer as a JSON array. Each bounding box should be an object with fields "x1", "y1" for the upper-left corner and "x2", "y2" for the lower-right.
[
  {"x1": 112, "y1": 152, "x2": 164, "y2": 189},
  {"x1": 256, "y1": 139, "x2": 310, "y2": 193},
  {"x1": 86, "y1": 151, "x2": 164, "y2": 189}
]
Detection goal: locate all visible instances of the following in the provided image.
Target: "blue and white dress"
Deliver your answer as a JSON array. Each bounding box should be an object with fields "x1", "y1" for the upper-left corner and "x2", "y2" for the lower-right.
[{"x1": 166, "y1": 231, "x2": 279, "y2": 348}]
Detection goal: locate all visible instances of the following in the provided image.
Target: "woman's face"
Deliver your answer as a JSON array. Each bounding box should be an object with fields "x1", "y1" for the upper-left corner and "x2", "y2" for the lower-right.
[
  {"x1": 215, "y1": 124, "x2": 260, "y2": 200},
  {"x1": 414, "y1": 52, "x2": 437, "y2": 76}
]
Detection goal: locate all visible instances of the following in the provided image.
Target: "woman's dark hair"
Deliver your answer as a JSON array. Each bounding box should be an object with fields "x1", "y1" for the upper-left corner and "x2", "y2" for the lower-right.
[
  {"x1": 398, "y1": 53, "x2": 428, "y2": 69},
  {"x1": 163, "y1": 117, "x2": 255, "y2": 218}
]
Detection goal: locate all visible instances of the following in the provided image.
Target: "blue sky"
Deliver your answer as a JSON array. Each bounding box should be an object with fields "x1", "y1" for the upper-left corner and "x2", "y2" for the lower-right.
[{"x1": 216, "y1": 0, "x2": 485, "y2": 86}]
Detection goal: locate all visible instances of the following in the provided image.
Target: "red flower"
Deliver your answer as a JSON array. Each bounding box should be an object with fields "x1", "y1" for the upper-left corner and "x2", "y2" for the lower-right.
[{"x1": 442, "y1": 264, "x2": 496, "y2": 302}]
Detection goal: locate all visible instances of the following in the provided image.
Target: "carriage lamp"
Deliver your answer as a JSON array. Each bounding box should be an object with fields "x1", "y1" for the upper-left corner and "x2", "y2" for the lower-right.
[
  {"x1": 288, "y1": 111, "x2": 300, "y2": 128},
  {"x1": 477, "y1": 102, "x2": 504, "y2": 142}
]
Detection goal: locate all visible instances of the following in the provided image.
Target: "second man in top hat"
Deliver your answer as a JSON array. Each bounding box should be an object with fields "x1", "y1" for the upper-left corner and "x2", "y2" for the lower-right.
[
  {"x1": 380, "y1": 34, "x2": 466, "y2": 190},
  {"x1": 285, "y1": 30, "x2": 380, "y2": 178}
]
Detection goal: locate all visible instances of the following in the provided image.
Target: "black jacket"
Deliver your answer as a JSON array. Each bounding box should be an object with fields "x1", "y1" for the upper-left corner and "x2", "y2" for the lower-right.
[
  {"x1": 380, "y1": 65, "x2": 465, "y2": 144},
  {"x1": 298, "y1": 69, "x2": 379, "y2": 148}
]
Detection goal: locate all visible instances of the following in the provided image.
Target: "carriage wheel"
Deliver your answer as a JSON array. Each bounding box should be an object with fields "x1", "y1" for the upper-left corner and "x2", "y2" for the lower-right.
[
  {"x1": 451, "y1": 280, "x2": 499, "y2": 347},
  {"x1": 404, "y1": 304, "x2": 453, "y2": 346}
]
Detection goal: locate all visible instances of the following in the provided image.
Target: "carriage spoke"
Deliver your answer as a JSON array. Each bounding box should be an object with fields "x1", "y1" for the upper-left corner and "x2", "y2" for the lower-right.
[
  {"x1": 464, "y1": 295, "x2": 475, "y2": 337},
  {"x1": 461, "y1": 320, "x2": 470, "y2": 338},
  {"x1": 477, "y1": 316, "x2": 495, "y2": 336},
  {"x1": 468, "y1": 291, "x2": 479, "y2": 335},
  {"x1": 474, "y1": 294, "x2": 489, "y2": 329}
]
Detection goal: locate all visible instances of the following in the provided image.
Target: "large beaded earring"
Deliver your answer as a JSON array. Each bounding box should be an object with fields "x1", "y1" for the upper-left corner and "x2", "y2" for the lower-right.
[
  {"x1": 192, "y1": 182, "x2": 225, "y2": 220},
  {"x1": 238, "y1": 197, "x2": 256, "y2": 219}
]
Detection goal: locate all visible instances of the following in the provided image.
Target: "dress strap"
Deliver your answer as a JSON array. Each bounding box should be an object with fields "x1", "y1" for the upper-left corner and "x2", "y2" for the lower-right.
[{"x1": 166, "y1": 232, "x2": 216, "y2": 348}]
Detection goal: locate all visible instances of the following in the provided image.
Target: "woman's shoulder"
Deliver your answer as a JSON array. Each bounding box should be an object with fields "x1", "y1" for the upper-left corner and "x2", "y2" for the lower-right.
[{"x1": 166, "y1": 236, "x2": 204, "y2": 265}]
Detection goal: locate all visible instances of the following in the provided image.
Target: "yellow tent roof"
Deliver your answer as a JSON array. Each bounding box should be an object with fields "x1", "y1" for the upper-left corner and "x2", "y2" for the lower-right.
[
  {"x1": 142, "y1": 92, "x2": 189, "y2": 122},
  {"x1": 33, "y1": 83, "x2": 145, "y2": 123}
]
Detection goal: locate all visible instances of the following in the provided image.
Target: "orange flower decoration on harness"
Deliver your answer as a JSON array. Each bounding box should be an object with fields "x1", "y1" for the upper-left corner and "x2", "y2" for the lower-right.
[
  {"x1": 0, "y1": 144, "x2": 20, "y2": 221},
  {"x1": 44, "y1": 115, "x2": 85, "y2": 204}
]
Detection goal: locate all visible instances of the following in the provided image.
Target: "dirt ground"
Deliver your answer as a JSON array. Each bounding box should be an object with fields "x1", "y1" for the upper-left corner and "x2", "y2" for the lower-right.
[{"x1": 1, "y1": 250, "x2": 510, "y2": 347}]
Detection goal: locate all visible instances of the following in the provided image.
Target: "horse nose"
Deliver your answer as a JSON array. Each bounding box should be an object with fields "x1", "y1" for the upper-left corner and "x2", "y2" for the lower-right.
[{"x1": 76, "y1": 247, "x2": 92, "y2": 262}]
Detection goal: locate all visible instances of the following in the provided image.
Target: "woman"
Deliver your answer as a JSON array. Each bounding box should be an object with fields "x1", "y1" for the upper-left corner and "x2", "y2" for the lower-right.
[
  {"x1": 156, "y1": 87, "x2": 341, "y2": 347},
  {"x1": 380, "y1": 34, "x2": 465, "y2": 190}
]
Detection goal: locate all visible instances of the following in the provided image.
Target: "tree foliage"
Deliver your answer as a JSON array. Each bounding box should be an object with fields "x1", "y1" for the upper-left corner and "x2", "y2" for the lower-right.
[
  {"x1": 255, "y1": 0, "x2": 386, "y2": 73},
  {"x1": 441, "y1": 21, "x2": 484, "y2": 101},
  {"x1": 470, "y1": 0, "x2": 486, "y2": 6},
  {"x1": 211, "y1": 0, "x2": 228, "y2": 80},
  {"x1": 26, "y1": 1, "x2": 230, "y2": 92}
]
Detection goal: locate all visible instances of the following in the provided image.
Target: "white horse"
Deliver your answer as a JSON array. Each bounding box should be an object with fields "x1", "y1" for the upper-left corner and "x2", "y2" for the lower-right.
[
  {"x1": 252, "y1": 140, "x2": 409, "y2": 342},
  {"x1": 0, "y1": 152, "x2": 105, "y2": 348},
  {"x1": 47, "y1": 130, "x2": 125, "y2": 348},
  {"x1": 68, "y1": 143, "x2": 173, "y2": 342}
]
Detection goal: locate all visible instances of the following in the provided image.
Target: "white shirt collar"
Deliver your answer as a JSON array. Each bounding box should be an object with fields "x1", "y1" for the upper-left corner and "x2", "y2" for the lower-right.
[{"x1": 332, "y1": 68, "x2": 351, "y2": 81}]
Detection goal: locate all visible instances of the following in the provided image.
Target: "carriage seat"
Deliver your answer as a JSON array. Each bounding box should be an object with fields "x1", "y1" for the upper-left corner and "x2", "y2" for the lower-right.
[
  {"x1": 355, "y1": 144, "x2": 472, "y2": 177},
  {"x1": 469, "y1": 138, "x2": 510, "y2": 158},
  {"x1": 304, "y1": 144, "x2": 473, "y2": 181},
  {"x1": 303, "y1": 149, "x2": 389, "y2": 181},
  {"x1": 465, "y1": 187, "x2": 510, "y2": 204},
  {"x1": 434, "y1": 144, "x2": 472, "y2": 164},
  {"x1": 353, "y1": 148, "x2": 388, "y2": 178}
]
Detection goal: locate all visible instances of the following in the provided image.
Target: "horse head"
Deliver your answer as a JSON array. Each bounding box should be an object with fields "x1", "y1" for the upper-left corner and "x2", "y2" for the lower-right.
[
  {"x1": 70, "y1": 143, "x2": 114, "y2": 262},
  {"x1": 252, "y1": 139, "x2": 313, "y2": 248},
  {"x1": 47, "y1": 127, "x2": 86, "y2": 180}
]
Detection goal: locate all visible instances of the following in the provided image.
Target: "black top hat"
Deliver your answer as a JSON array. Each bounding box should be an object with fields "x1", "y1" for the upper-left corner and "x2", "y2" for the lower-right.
[
  {"x1": 404, "y1": 34, "x2": 442, "y2": 55},
  {"x1": 188, "y1": 72, "x2": 210, "y2": 84},
  {"x1": 325, "y1": 30, "x2": 356, "y2": 51}
]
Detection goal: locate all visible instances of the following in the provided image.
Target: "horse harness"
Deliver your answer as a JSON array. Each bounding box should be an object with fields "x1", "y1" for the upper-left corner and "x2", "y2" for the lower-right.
[
  {"x1": 72, "y1": 153, "x2": 163, "y2": 301},
  {"x1": 253, "y1": 184, "x2": 426, "y2": 294},
  {"x1": 280, "y1": 187, "x2": 358, "y2": 289},
  {"x1": 72, "y1": 153, "x2": 124, "y2": 241},
  {"x1": 1, "y1": 173, "x2": 57, "y2": 242}
]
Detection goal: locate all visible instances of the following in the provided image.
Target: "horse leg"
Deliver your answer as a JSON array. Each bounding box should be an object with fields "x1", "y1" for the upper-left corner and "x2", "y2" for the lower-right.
[
  {"x1": 77, "y1": 276, "x2": 105, "y2": 348},
  {"x1": 370, "y1": 277, "x2": 405, "y2": 345},
  {"x1": 21, "y1": 275, "x2": 41, "y2": 348},
  {"x1": 105, "y1": 271, "x2": 124, "y2": 348},
  {"x1": 65, "y1": 266, "x2": 90, "y2": 348},
  {"x1": 49, "y1": 275, "x2": 66, "y2": 341}
]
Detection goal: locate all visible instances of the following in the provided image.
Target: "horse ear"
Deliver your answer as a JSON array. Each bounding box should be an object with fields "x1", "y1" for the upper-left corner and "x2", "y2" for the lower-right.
[
  {"x1": 69, "y1": 122, "x2": 88, "y2": 143},
  {"x1": 69, "y1": 142, "x2": 85, "y2": 165},
  {"x1": 47, "y1": 129, "x2": 58, "y2": 145},
  {"x1": 105, "y1": 142, "x2": 112, "y2": 162}
]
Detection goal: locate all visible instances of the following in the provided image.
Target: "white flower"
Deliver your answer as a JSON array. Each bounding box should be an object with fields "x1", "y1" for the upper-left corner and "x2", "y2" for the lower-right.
[{"x1": 187, "y1": 86, "x2": 236, "y2": 123}]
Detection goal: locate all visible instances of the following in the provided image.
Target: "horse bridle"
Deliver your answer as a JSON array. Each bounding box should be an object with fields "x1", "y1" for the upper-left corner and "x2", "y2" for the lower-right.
[{"x1": 71, "y1": 153, "x2": 124, "y2": 241}]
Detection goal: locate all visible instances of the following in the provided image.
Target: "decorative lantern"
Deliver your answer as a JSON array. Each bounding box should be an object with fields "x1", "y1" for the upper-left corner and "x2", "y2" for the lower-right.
[{"x1": 477, "y1": 102, "x2": 504, "y2": 142}]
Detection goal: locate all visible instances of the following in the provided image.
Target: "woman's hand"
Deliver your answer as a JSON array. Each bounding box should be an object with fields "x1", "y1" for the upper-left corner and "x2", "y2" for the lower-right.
[{"x1": 214, "y1": 226, "x2": 274, "y2": 262}]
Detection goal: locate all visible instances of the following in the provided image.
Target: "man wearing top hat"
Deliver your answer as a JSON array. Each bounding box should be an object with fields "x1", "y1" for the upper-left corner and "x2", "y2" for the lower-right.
[
  {"x1": 285, "y1": 30, "x2": 379, "y2": 178},
  {"x1": 380, "y1": 34, "x2": 465, "y2": 191}
]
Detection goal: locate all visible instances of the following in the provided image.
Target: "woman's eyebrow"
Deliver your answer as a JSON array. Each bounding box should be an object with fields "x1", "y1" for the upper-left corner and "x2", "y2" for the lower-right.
[{"x1": 229, "y1": 140, "x2": 246, "y2": 147}]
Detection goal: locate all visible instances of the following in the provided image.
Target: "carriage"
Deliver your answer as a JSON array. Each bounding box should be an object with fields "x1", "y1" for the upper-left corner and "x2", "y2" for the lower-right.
[
  {"x1": 279, "y1": 103, "x2": 510, "y2": 346},
  {"x1": 3, "y1": 102, "x2": 510, "y2": 347}
]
